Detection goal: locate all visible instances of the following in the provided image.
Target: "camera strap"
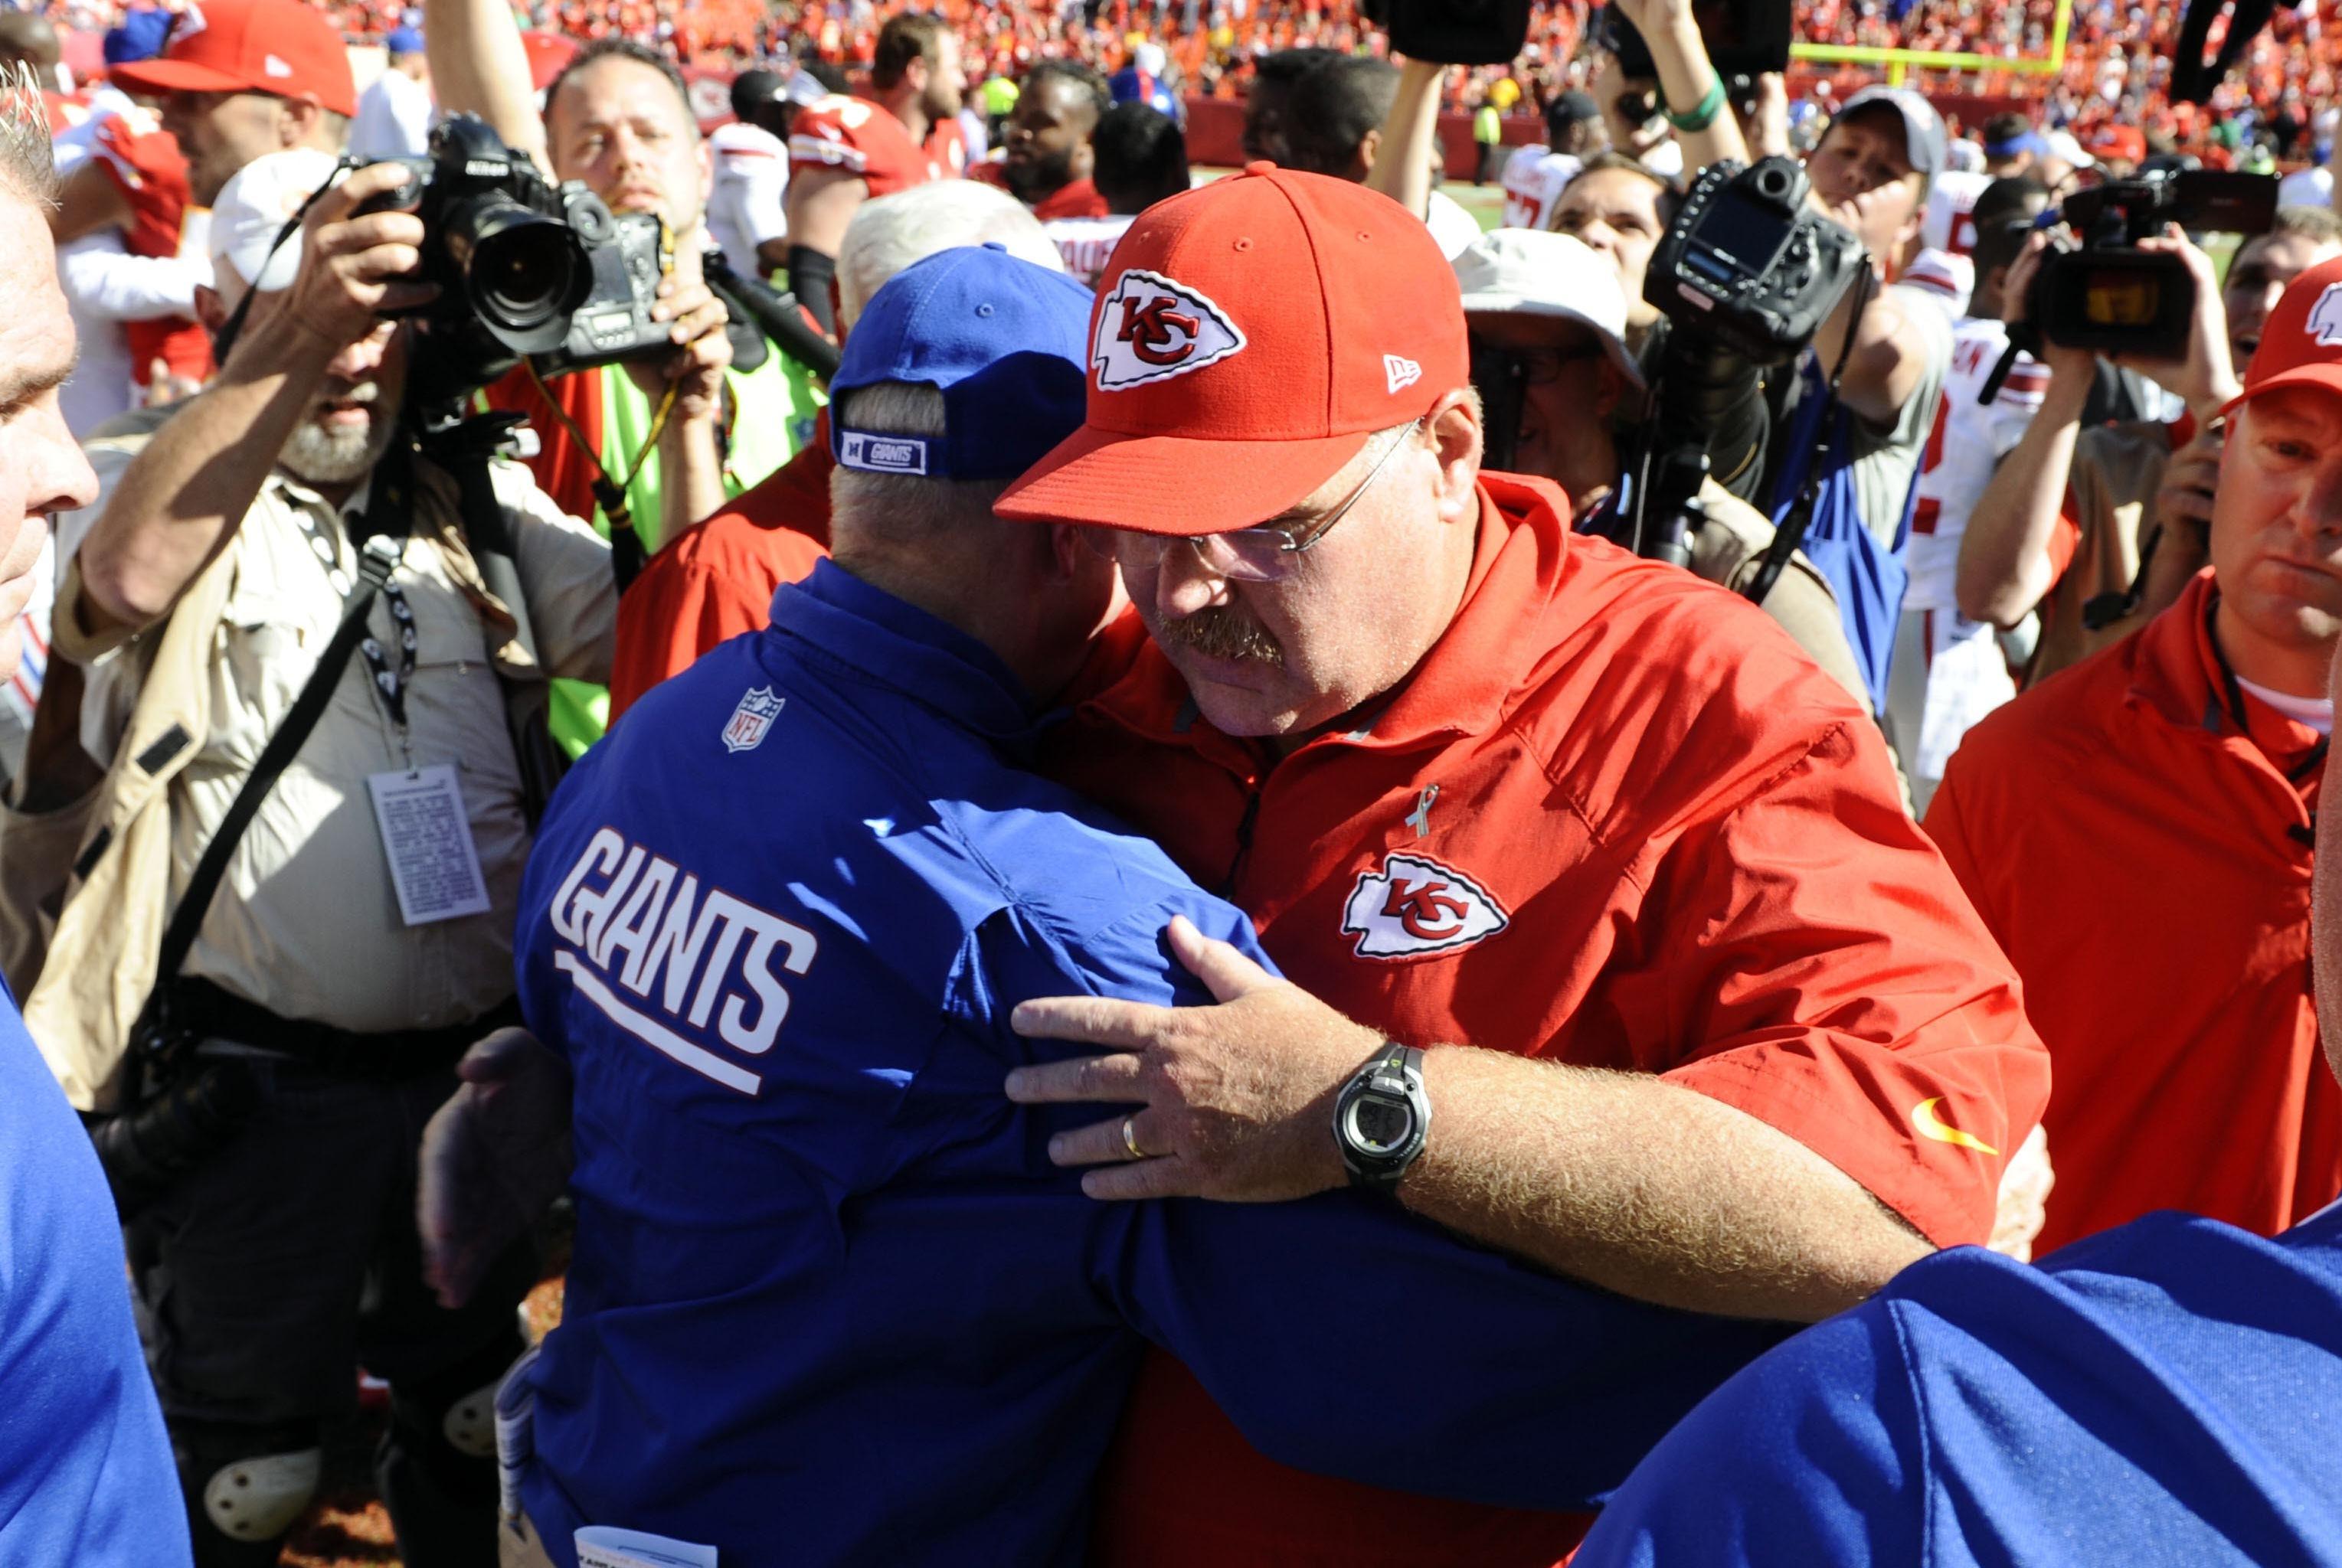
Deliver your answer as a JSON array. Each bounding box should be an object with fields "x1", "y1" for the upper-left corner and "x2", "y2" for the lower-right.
[
  {"x1": 137, "y1": 458, "x2": 420, "y2": 1039},
  {"x1": 414, "y1": 413, "x2": 572, "y2": 829},
  {"x1": 1746, "y1": 264, "x2": 1876, "y2": 607},
  {"x1": 211, "y1": 158, "x2": 361, "y2": 366},
  {"x1": 521, "y1": 360, "x2": 679, "y2": 596}
]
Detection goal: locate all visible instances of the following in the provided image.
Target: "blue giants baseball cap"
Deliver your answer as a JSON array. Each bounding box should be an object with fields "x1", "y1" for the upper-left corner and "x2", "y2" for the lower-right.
[{"x1": 829, "y1": 244, "x2": 1095, "y2": 483}]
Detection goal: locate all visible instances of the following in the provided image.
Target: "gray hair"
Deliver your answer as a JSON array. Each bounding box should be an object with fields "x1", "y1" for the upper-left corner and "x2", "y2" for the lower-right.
[
  {"x1": 828, "y1": 381, "x2": 1014, "y2": 545},
  {"x1": 0, "y1": 62, "x2": 55, "y2": 204},
  {"x1": 837, "y1": 183, "x2": 1065, "y2": 327}
]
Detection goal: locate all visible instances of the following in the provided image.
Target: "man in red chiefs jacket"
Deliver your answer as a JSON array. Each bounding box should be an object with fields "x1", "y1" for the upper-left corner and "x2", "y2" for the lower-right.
[
  {"x1": 997, "y1": 165, "x2": 2049, "y2": 1568},
  {"x1": 1928, "y1": 254, "x2": 2342, "y2": 1259}
]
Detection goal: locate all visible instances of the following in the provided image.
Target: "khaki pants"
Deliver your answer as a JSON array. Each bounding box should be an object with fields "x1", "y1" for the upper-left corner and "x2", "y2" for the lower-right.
[{"x1": 500, "y1": 1514, "x2": 558, "y2": 1568}]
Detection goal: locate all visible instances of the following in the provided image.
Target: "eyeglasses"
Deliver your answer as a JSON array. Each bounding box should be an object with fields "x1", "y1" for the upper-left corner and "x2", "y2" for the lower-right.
[{"x1": 1088, "y1": 419, "x2": 1424, "y2": 583}]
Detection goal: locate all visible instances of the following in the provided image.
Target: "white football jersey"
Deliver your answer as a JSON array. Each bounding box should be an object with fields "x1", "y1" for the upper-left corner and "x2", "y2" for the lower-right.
[
  {"x1": 706, "y1": 121, "x2": 791, "y2": 279},
  {"x1": 1886, "y1": 313, "x2": 2047, "y2": 793},
  {"x1": 1920, "y1": 168, "x2": 1992, "y2": 256},
  {"x1": 1898, "y1": 247, "x2": 1975, "y2": 321},
  {"x1": 1045, "y1": 214, "x2": 1137, "y2": 289},
  {"x1": 1906, "y1": 314, "x2": 2046, "y2": 612},
  {"x1": 1500, "y1": 149, "x2": 1581, "y2": 231}
]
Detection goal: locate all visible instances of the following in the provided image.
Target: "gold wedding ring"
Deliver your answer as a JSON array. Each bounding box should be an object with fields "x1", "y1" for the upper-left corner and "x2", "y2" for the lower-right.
[{"x1": 1121, "y1": 1115, "x2": 1148, "y2": 1161}]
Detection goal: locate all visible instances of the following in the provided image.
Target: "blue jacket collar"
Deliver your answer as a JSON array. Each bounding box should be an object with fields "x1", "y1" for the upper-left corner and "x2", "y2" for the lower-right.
[{"x1": 768, "y1": 559, "x2": 1036, "y2": 743}]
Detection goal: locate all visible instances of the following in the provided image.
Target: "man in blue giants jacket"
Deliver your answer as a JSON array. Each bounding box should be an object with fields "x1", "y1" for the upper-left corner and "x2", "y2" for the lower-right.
[{"x1": 496, "y1": 245, "x2": 1787, "y2": 1567}]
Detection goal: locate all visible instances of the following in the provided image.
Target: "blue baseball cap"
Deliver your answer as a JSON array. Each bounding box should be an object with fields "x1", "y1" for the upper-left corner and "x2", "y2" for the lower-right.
[
  {"x1": 385, "y1": 24, "x2": 425, "y2": 54},
  {"x1": 830, "y1": 244, "x2": 1094, "y2": 483},
  {"x1": 103, "y1": 7, "x2": 175, "y2": 65}
]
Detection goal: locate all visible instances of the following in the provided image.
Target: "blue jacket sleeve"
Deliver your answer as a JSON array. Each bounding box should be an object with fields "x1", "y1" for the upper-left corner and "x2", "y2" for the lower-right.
[
  {"x1": 981, "y1": 891, "x2": 1793, "y2": 1512},
  {"x1": 0, "y1": 1002, "x2": 193, "y2": 1566},
  {"x1": 1569, "y1": 1303, "x2": 1922, "y2": 1566}
]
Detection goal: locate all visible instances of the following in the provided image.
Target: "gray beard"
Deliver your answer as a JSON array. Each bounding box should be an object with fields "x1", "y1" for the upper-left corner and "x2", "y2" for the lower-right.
[{"x1": 280, "y1": 397, "x2": 391, "y2": 487}]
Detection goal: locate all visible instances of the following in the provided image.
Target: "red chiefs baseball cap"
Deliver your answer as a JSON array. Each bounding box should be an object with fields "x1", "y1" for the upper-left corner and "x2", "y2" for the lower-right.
[
  {"x1": 2225, "y1": 254, "x2": 2342, "y2": 418},
  {"x1": 110, "y1": 0, "x2": 358, "y2": 119},
  {"x1": 994, "y1": 163, "x2": 1470, "y2": 535}
]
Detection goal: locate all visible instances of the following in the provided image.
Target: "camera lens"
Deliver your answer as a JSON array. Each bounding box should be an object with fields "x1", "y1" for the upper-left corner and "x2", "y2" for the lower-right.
[
  {"x1": 473, "y1": 225, "x2": 578, "y2": 330},
  {"x1": 441, "y1": 194, "x2": 590, "y2": 338}
]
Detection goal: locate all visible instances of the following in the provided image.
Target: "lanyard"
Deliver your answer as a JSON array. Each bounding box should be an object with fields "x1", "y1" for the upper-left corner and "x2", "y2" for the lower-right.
[
  {"x1": 2203, "y1": 589, "x2": 2326, "y2": 858},
  {"x1": 292, "y1": 502, "x2": 420, "y2": 769}
]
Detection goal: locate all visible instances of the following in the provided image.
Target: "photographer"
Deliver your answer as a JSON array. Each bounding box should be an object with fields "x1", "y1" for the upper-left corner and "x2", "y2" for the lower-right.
[
  {"x1": 1457, "y1": 226, "x2": 1870, "y2": 709},
  {"x1": 423, "y1": 0, "x2": 826, "y2": 751},
  {"x1": 1612, "y1": 3, "x2": 1953, "y2": 714},
  {"x1": 1960, "y1": 207, "x2": 2342, "y2": 681},
  {"x1": 41, "y1": 149, "x2": 649, "y2": 1567}
]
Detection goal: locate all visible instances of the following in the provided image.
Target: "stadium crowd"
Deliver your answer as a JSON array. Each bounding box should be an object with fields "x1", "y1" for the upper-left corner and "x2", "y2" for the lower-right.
[{"x1": 5, "y1": 0, "x2": 2342, "y2": 1565}]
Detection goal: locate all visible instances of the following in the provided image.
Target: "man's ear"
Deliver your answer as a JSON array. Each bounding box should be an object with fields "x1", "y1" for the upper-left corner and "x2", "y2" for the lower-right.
[
  {"x1": 1424, "y1": 384, "x2": 1484, "y2": 526},
  {"x1": 1591, "y1": 357, "x2": 1632, "y2": 422},
  {"x1": 193, "y1": 282, "x2": 228, "y2": 335},
  {"x1": 1356, "y1": 126, "x2": 1382, "y2": 180},
  {"x1": 279, "y1": 93, "x2": 323, "y2": 149}
]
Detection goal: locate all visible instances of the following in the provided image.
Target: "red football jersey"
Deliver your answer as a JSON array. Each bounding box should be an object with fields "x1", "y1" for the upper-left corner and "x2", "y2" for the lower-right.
[
  {"x1": 91, "y1": 110, "x2": 212, "y2": 388},
  {"x1": 789, "y1": 94, "x2": 966, "y2": 196}
]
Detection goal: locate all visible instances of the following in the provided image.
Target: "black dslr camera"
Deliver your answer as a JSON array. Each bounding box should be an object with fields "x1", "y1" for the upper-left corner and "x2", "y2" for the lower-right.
[
  {"x1": 1599, "y1": 157, "x2": 1863, "y2": 573},
  {"x1": 1645, "y1": 156, "x2": 1867, "y2": 367},
  {"x1": 361, "y1": 115, "x2": 675, "y2": 408}
]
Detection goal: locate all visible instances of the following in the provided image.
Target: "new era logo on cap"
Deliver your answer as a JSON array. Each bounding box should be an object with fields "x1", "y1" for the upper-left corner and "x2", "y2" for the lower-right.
[
  {"x1": 838, "y1": 430, "x2": 931, "y2": 475},
  {"x1": 1092, "y1": 268, "x2": 1246, "y2": 390},
  {"x1": 1384, "y1": 354, "x2": 1421, "y2": 395},
  {"x1": 263, "y1": 52, "x2": 291, "y2": 76}
]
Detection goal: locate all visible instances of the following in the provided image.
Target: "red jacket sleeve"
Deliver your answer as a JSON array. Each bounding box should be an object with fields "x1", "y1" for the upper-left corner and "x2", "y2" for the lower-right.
[
  {"x1": 609, "y1": 555, "x2": 774, "y2": 720},
  {"x1": 1647, "y1": 718, "x2": 2048, "y2": 1248}
]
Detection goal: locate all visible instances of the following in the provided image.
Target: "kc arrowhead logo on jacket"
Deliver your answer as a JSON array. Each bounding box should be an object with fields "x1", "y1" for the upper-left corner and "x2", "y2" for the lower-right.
[
  {"x1": 1092, "y1": 268, "x2": 1247, "y2": 390},
  {"x1": 1342, "y1": 852, "x2": 1510, "y2": 959}
]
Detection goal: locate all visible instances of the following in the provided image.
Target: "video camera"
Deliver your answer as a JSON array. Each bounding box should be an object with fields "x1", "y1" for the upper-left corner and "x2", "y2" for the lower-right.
[
  {"x1": 359, "y1": 116, "x2": 676, "y2": 410},
  {"x1": 1608, "y1": 156, "x2": 1866, "y2": 576},
  {"x1": 1978, "y1": 167, "x2": 2277, "y2": 405}
]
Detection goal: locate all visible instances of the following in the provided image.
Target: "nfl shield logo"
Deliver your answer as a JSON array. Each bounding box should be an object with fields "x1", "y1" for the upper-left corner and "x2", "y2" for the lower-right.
[{"x1": 721, "y1": 687, "x2": 785, "y2": 753}]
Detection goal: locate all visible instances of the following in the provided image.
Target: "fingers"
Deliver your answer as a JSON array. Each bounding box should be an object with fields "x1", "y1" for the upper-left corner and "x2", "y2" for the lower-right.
[
  {"x1": 1004, "y1": 1050, "x2": 1147, "y2": 1104},
  {"x1": 1045, "y1": 1109, "x2": 1166, "y2": 1167},
  {"x1": 456, "y1": 1025, "x2": 548, "y2": 1084},
  {"x1": 1166, "y1": 914, "x2": 1277, "y2": 1004},
  {"x1": 1010, "y1": 994, "x2": 1177, "y2": 1050},
  {"x1": 1079, "y1": 1155, "x2": 1202, "y2": 1201}
]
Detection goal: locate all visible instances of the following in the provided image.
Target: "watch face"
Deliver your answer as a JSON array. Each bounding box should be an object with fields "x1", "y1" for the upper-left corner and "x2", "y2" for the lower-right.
[{"x1": 1346, "y1": 1093, "x2": 1418, "y2": 1156}]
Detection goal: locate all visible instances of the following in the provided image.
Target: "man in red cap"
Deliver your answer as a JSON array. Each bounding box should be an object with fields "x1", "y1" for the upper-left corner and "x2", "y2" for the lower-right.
[
  {"x1": 106, "y1": 0, "x2": 355, "y2": 206},
  {"x1": 1928, "y1": 254, "x2": 2342, "y2": 1260},
  {"x1": 997, "y1": 164, "x2": 2048, "y2": 1568}
]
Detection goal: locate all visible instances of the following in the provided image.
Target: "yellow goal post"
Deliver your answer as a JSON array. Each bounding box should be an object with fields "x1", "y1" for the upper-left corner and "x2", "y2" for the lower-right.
[{"x1": 1785, "y1": 0, "x2": 2073, "y2": 87}]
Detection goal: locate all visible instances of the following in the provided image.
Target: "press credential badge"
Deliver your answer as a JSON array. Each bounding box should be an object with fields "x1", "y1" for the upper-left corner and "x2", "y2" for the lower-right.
[{"x1": 367, "y1": 764, "x2": 493, "y2": 926}]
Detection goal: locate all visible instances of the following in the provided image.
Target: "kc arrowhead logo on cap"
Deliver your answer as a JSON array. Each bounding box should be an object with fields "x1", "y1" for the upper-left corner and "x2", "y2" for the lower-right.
[
  {"x1": 2308, "y1": 283, "x2": 2342, "y2": 347},
  {"x1": 1092, "y1": 268, "x2": 1247, "y2": 390}
]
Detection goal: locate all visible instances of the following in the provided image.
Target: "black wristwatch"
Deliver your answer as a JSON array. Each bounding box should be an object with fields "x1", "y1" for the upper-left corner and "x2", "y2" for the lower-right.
[{"x1": 1333, "y1": 1041, "x2": 1431, "y2": 1195}]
